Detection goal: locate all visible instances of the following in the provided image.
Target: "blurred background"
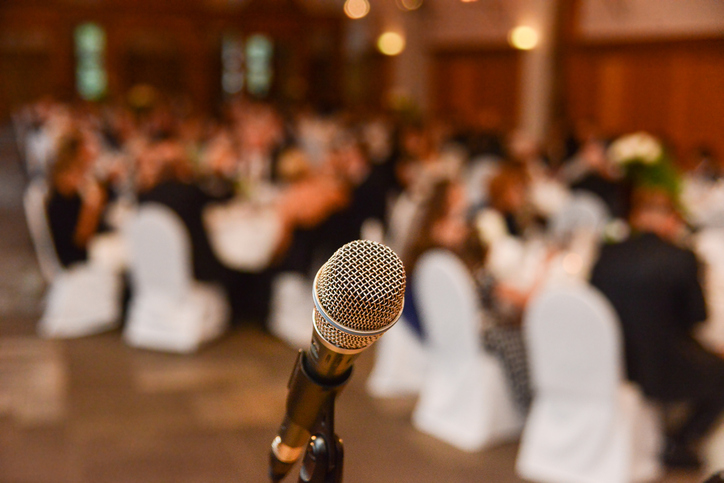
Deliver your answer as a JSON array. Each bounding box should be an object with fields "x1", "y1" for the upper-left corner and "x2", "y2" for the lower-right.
[
  {"x1": 0, "y1": 0, "x2": 722, "y2": 159},
  {"x1": 0, "y1": 0, "x2": 723, "y2": 482}
]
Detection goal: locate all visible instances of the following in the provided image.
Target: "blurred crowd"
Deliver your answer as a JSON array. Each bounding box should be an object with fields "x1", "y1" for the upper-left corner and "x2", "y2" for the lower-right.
[{"x1": 11, "y1": 93, "x2": 724, "y2": 470}]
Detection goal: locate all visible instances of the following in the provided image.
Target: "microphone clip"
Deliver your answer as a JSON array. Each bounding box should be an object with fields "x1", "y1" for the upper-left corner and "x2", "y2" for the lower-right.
[
  {"x1": 270, "y1": 350, "x2": 350, "y2": 482},
  {"x1": 296, "y1": 395, "x2": 344, "y2": 483}
]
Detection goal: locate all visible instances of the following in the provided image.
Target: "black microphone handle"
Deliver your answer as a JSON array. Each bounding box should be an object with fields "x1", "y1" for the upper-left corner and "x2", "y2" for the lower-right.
[
  {"x1": 269, "y1": 346, "x2": 353, "y2": 481},
  {"x1": 268, "y1": 239, "x2": 406, "y2": 481},
  {"x1": 306, "y1": 326, "x2": 362, "y2": 382}
]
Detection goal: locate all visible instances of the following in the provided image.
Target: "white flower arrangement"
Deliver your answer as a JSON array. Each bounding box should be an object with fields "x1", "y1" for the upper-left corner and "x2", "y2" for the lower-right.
[{"x1": 607, "y1": 131, "x2": 663, "y2": 165}]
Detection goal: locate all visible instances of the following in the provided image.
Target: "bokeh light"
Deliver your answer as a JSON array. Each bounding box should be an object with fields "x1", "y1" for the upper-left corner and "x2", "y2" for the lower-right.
[
  {"x1": 344, "y1": 0, "x2": 370, "y2": 19},
  {"x1": 377, "y1": 32, "x2": 406, "y2": 56},
  {"x1": 396, "y1": 0, "x2": 423, "y2": 11},
  {"x1": 508, "y1": 25, "x2": 539, "y2": 50}
]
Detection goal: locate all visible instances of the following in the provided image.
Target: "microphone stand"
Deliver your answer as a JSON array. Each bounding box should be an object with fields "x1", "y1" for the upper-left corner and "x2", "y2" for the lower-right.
[
  {"x1": 296, "y1": 395, "x2": 344, "y2": 483},
  {"x1": 271, "y1": 350, "x2": 348, "y2": 483}
]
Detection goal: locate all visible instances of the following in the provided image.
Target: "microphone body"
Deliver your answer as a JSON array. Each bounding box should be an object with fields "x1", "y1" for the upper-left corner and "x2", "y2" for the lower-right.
[
  {"x1": 269, "y1": 342, "x2": 352, "y2": 480},
  {"x1": 269, "y1": 240, "x2": 406, "y2": 481}
]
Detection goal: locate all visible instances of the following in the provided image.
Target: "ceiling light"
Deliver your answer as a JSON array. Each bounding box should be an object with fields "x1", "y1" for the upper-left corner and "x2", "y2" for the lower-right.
[
  {"x1": 396, "y1": 0, "x2": 423, "y2": 11},
  {"x1": 344, "y1": 0, "x2": 370, "y2": 19},
  {"x1": 377, "y1": 32, "x2": 405, "y2": 56},
  {"x1": 508, "y1": 26, "x2": 539, "y2": 50}
]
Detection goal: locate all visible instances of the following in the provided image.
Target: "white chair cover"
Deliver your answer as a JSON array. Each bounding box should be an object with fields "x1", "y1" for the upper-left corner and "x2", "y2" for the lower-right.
[
  {"x1": 516, "y1": 283, "x2": 662, "y2": 483},
  {"x1": 366, "y1": 316, "x2": 427, "y2": 398},
  {"x1": 704, "y1": 420, "x2": 724, "y2": 476},
  {"x1": 411, "y1": 249, "x2": 524, "y2": 452},
  {"x1": 23, "y1": 180, "x2": 62, "y2": 283},
  {"x1": 38, "y1": 262, "x2": 123, "y2": 338},
  {"x1": 268, "y1": 272, "x2": 314, "y2": 349},
  {"x1": 124, "y1": 204, "x2": 229, "y2": 353},
  {"x1": 386, "y1": 191, "x2": 426, "y2": 261},
  {"x1": 694, "y1": 228, "x2": 724, "y2": 352},
  {"x1": 25, "y1": 181, "x2": 123, "y2": 338}
]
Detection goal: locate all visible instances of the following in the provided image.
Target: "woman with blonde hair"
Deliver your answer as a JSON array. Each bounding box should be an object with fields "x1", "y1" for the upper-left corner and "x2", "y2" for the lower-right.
[{"x1": 47, "y1": 129, "x2": 106, "y2": 267}]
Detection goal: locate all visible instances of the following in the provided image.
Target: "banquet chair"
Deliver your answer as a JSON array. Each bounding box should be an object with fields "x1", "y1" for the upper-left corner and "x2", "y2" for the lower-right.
[
  {"x1": 268, "y1": 271, "x2": 314, "y2": 349},
  {"x1": 24, "y1": 180, "x2": 62, "y2": 283},
  {"x1": 38, "y1": 263, "x2": 123, "y2": 339},
  {"x1": 694, "y1": 228, "x2": 724, "y2": 352},
  {"x1": 411, "y1": 249, "x2": 524, "y2": 452},
  {"x1": 366, "y1": 316, "x2": 427, "y2": 398},
  {"x1": 123, "y1": 203, "x2": 229, "y2": 353},
  {"x1": 25, "y1": 180, "x2": 124, "y2": 338},
  {"x1": 516, "y1": 283, "x2": 662, "y2": 483},
  {"x1": 364, "y1": 214, "x2": 427, "y2": 397},
  {"x1": 386, "y1": 191, "x2": 426, "y2": 260}
]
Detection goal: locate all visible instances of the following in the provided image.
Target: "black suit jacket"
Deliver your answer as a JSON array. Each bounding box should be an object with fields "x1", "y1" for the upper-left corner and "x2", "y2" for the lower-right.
[{"x1": 590, "y1": 232, "x2": 714, "y2": 401}]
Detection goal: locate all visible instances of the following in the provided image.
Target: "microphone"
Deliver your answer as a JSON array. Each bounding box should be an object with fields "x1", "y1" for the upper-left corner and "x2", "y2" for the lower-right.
[{"x1": 269, "y1": 240, "x2": 406, "y2": 481}]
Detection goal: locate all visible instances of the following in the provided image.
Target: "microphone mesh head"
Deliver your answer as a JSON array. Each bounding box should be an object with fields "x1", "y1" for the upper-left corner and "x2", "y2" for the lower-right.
[{"x1": 314, "y1": 240, "x2": 406, "y2": 350}]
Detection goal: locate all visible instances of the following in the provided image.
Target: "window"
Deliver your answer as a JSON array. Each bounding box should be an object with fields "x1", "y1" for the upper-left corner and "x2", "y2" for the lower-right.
[
  {"x1": 221, "y1": 33, "x2": 274, "y2": 98},
  {"x1": 245, "y1": 34, "x2": 273, "y2": 97},
  {"x1": 74, "y1": 23, "x2": 107, "y2": 101},
  {"x1": 222, "y1": 33, "x2": 245, "y2": 96}
]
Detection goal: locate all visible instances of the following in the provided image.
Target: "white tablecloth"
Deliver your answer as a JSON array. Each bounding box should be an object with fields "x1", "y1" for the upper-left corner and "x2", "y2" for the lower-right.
[
  {"x1": 203, "y1": 201, "x2": 283, "y2": 272},
  {"x1": 88, "y1": 232, "x2": 127, "y2": 273}
]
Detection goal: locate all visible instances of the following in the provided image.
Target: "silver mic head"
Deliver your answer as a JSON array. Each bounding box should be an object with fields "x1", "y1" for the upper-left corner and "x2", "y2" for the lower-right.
[{"x1": 313, "y1": 240, "x2": 406, "y2": 352}]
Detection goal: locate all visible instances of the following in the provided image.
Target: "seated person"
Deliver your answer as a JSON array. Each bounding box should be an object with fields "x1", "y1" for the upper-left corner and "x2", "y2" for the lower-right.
[
  {"x1": 486, "y1": 163, "x2": 532, "y2": 237},
  {"x1": 590, "y1": 187, "x2": 724, "y2": 469},
  {"x1": 273, "y1": 151, "x2": 350, "y2": 276},
  {"x1": 314, "y1": 138, "x2": 389, "y2": 260},
  {"x1": 135, "y1": 145, "x2": 272, "y2": 324},
  {"x1": 475, "y1": 164, "x2": 559, "y2": 415},
  {"x1": 47, "y1": 130, "x2": 107, "y2": 268},
  {"x1": 405, "y1": 178, "x2": 484, "y2": 344},
  {"x1": 569, "y1": 139, "x2": 629, "y2": 219}
]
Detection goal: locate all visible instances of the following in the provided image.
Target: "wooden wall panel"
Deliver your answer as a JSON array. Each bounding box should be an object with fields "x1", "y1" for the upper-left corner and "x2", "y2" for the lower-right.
[
  {"x1": 682, "y1": 49, "x2": 724, "y2": 159},
  {"x1": 432, "y1": 48, "x2": 520, "y2": 130},
  {"x1": 0, "y1": 52, "x2": 54, "y2": 111},
  {"x1": 565, "y1": 39, "x2": 724, "y2": 166},
  {"x1": 0, "y1": 1, "x2": 344, "y2": 120}
]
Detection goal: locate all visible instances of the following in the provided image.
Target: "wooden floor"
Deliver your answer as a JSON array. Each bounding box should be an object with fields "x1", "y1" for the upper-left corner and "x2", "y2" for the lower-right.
[{"x1": 0, "y1": 127, "x2": 709, "y2": 483}]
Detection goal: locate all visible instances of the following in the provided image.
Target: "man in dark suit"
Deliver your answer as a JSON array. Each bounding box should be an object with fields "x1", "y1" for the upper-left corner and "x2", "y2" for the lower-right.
[{"x1": 590, "y1": 188, "x2": 724, "y2": 469}]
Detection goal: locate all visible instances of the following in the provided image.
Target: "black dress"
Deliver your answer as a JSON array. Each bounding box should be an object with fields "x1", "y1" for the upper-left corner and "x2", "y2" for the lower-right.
[{"x1": 46, "y1": 191, "x2": 87, "y2": 267}]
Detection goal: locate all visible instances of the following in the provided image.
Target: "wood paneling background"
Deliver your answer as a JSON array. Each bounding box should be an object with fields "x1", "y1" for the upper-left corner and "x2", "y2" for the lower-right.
[
  {"x1": 0, "y1": 0, "x2": 343, "y2": 119},
  {"x1": 431, "y1": 47, "x2": 521, "y2": 131},
  {"x1": 1, "y1": 0, "x2": 722, "y2": 167},
  {"x1": 564, "y1": 39, "x2": 724, "y2": 165}
]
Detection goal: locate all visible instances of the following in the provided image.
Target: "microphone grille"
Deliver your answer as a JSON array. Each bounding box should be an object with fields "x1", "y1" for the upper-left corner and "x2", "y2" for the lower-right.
[{"x1": 314, "y1": 240, "x2": 406, "y2": 350}]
